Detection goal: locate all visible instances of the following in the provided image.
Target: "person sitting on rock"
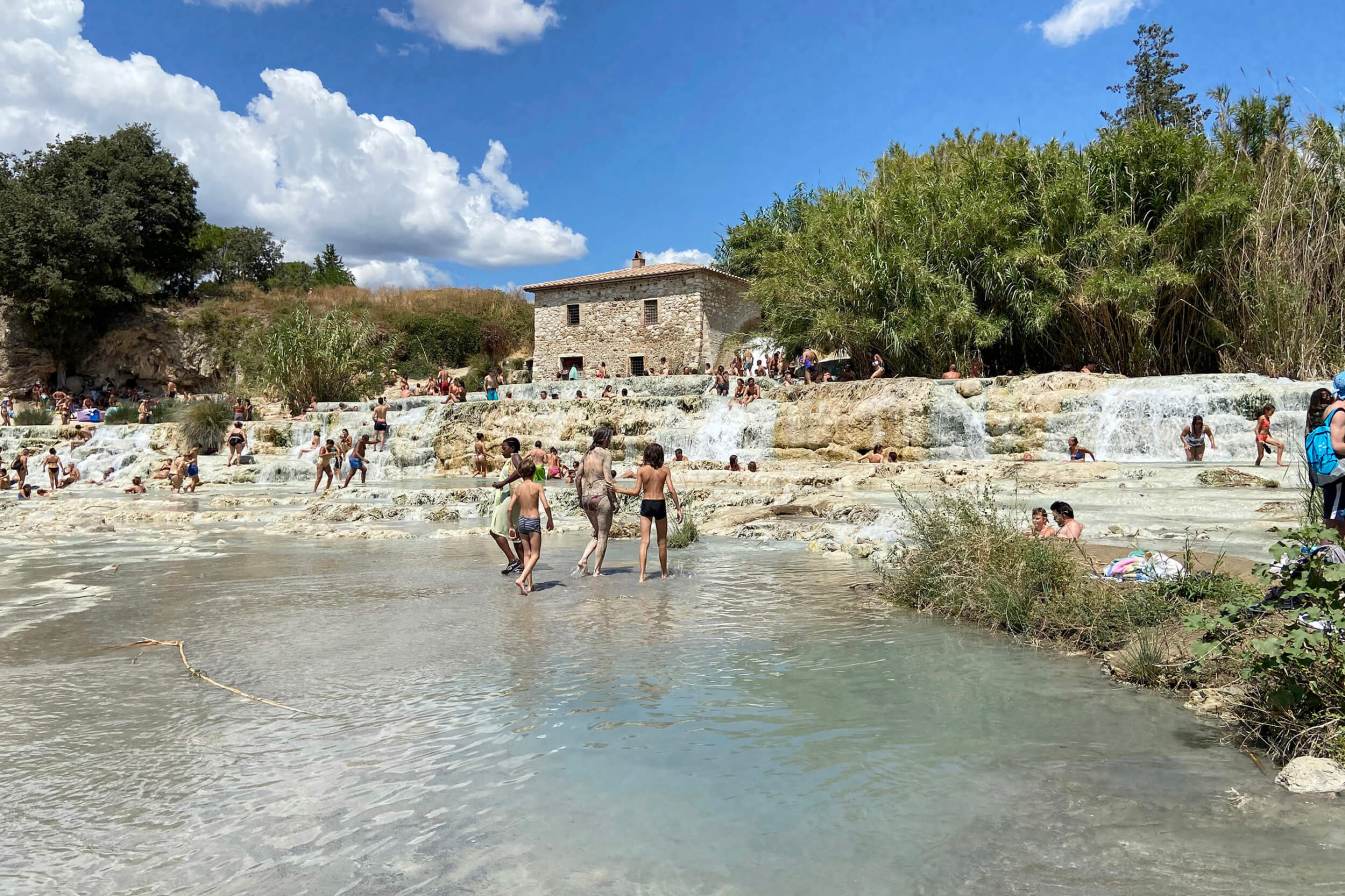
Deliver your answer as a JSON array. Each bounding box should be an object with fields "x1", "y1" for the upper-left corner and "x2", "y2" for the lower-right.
[{"x1": 1050, "y1": 501, "x2": 1084, "y2": 540}]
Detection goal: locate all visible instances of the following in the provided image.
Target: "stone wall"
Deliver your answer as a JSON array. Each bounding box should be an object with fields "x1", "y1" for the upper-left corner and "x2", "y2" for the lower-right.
[{"x1": 531, "y1": 271, "x2": 755, "y2": 380}]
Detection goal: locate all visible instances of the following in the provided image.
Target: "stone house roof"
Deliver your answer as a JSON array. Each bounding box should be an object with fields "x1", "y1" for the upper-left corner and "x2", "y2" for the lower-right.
[{"x1": 523, "y1": 262, "x2": 748, "y2": 293}]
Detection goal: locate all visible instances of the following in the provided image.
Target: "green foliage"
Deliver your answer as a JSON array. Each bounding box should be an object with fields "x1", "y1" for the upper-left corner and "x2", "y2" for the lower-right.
[
  {"x1": 1103, "y1": 23, "x2": 1208, "y2": 133},
  {"x1": 1111, "y1": 629, "x2": 1173, "y2": 688},
  {"x1": 102, "y1": 402, "x2": 138, "y2": 425},
  {"x1": 242, "y1": 306, "x2": 391, "y2": 415},
  {"x1": 173, "y1": 399, "x2": 232, "y2": 453},
  {"x1": 14, "y1": 407, "x2": 51, "y2": 426},
  {"x1": 384, "y1": 310, "x2": 482, "y2": 378},
  {"x1": 669, "y1": 517, "x2": 699, "y2": 549},
  {"x1": 0, "y1": 124, "x2": 202, "y2": 362},
  {"x1": 1187, "y1": 524, "x2": 1345, "y2": 761},
  {"x1": 312, "y1": 244, "x2": 356, "y2": 287},
  {"x1": 267, "y1": 260, "x2": 314, "y2": 292},
  {"x1": 720, "y1": 29, "x2": 1345, "y2": 379},
  {"x1": 193, "y1": 223, "x2": 283, "y2": 286}
]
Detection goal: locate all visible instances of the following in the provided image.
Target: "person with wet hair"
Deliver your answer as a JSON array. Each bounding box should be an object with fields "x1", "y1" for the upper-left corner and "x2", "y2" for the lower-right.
[{"x1": 1049, "y1": 501, "x2": 1083, "y2": 541}]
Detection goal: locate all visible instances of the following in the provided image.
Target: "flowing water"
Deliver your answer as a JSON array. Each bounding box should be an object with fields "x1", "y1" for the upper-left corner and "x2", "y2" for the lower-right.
[{"x1": 2, "y1": 531, "x2": 1341, "y2": 895}]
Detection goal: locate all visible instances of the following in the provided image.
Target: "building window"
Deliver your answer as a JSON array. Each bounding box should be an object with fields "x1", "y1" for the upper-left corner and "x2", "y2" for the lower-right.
[
  {"x1": 567, "y1": 303, "x2": 580, "y2": 326},
  {"x1": 643, "y1": 299, "x2": 658, "y2": 325},
  {"x1": 629, "y1": 355, "x2": 645, "y2": 377}
]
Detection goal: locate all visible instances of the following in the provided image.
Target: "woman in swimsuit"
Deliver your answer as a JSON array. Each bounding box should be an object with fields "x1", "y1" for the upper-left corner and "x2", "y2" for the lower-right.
[
  {"x1": 870, "y1": 352, "x2": 886, "y2": 379},
  {"x1": 472, "y1": 432, "x2": 488, "y2": 476},
  {"x1": 612, "y1": 442, "x2": 683, "y2": 583},
  {"x1": 574, "y1": 426, "x2": 616, "y2": 576},
  {"x1": 226, "y1": 422, "x2": 247, "y2": 466},
  {"x1": 184, "y1": 449, "x2": 200, "y2": 493},
  {"x1": 43, "y1": 448, "x2": 61, "y2": 490},
  {"x1": 1179, "y1": 415, "x2": 1215, "y2": 461},
  {"x1": 1066, "y1": 436, "x2": 1095, "y2": 462},
  {"x1": 1254, "y1": 404, "x2": 1288, "y2": 467}
]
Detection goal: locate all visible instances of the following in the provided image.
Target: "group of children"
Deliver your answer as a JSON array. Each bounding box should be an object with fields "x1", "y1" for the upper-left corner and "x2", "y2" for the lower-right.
[
  {"x1": 296, "y1": 426, "x2": 373, "y2": 492},
  {"x1": 486, "y1": 432, "x2": 684, "y2": 594}
]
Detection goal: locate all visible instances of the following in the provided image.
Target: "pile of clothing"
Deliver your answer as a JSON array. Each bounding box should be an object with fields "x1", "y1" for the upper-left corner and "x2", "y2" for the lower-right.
[{"x1": 1100, "y1": 550, "x2": 1185, "y2": 582}]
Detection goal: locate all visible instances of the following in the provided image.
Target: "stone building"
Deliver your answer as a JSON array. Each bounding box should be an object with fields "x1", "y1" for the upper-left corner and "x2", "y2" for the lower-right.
[{"x1": 525, "y1": 252, "x2": 756, "y2": 379}]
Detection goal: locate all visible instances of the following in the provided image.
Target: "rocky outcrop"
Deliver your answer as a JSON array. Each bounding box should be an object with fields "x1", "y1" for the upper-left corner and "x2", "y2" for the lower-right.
[{"x1": 0, "y1": 301, "x2": 226, "y2": 393}]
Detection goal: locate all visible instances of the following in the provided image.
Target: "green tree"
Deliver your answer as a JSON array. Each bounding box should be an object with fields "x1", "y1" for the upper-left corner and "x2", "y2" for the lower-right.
[
  {"x1": 312, "y1": 243, "x2": 356, "y2": 287},
  {"x1": 714, "y1": 186, "x2": 814, "y2": 279},
  {"x1": 193, "y1": 223, "x2": 284, "y2": 286},
  {"x1": 1103, "y1": 24, "x2": 1208, "y2": 133},
  {"x1": 267, "y1": 260, "x2": 316, "y2": 293},
  {"x1": 0, "y1": 124, "x2": 201, "y2": 366}
]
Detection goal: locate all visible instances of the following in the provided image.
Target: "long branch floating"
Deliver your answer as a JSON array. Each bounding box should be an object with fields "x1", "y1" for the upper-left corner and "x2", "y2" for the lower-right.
[{"x1": 116, "y1": 638, "x2": 311, "y2": 715}]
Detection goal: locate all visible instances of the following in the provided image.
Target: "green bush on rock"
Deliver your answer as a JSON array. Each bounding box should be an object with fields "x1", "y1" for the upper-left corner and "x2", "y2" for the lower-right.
[{"x1": 242, "y1": 307, "x2": 392, "y2": 415}]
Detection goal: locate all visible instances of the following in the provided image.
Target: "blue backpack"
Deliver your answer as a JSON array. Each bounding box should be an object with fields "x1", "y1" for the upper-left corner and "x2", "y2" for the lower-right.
[{"x1": 1306, "y1": 408, "x2": 1345, "y2": 486}]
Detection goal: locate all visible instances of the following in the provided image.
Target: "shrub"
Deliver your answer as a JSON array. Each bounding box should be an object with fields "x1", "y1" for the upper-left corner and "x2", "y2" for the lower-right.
[
  {"x1": 173, "y1": 399, "x2": 232, "y2": 453},
  {"x1": 242, "y1": 307, "x2": 392, "y2": 415},
  {"x1": 383, "y1": 310, "x2": 481, "y2": 378},
  {"x1": 669, "y1": 518, "x2": 700, "y2": 549},
  {"x1": 102, "y1": 402, "x2": 137, "y2": 425},
  {"x1": 14, "y1": 407, "x2": 51, "y2": 426},
  {"x1": 883, "y1": 489, "x2": 1188, "y2": 650},
  {"x1": 1187, "y1": 523, "x2": 1345, "y2": 762}
]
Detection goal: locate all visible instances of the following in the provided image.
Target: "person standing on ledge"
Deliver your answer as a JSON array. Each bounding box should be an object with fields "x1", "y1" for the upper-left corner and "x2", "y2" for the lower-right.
[
  {"x1": 372, "y1": 397, "x2": 390, "y2": 452},
  {"x1": 1050, "y1": 502, "x2": 1084, "y2": 540},
  {"x1": 1180, "y1": 415, "x2": 1215, "y2": 462}
]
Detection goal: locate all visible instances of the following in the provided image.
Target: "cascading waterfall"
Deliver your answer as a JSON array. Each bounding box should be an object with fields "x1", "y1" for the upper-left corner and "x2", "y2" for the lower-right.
[
  {"x1": 1049, "y1": 374, "x2": 1320, "y2": 462},
  {"x1": 72, "y1": 426, "x2": 157, "y2": 482},
  {"x1": 927, "y1": 384, "x2": 989, "y2": 460},
  {"x1": 252, "y1": 399, "x2": 450, "y2": 483},
  {"x1": 652, "y1": 395, "x2": 778, "y2": 462}
]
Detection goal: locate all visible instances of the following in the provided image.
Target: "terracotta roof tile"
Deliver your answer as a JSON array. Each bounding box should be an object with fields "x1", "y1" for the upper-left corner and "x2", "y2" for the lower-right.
[{"x1": 523, "y1": 263, "x2": 747, "y2": 292}]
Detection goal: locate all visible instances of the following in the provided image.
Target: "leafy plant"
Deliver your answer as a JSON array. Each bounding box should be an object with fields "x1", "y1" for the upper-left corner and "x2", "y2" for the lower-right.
[
  {"x1": 102, "y1": 403, "x2": 138, "y2": 425},
  {"x1": 669, "y1": 517, "x2": 700, "y2": 549},
  {"x1": 242, "y1": 306, "x2": 392, "y2": 415},
  {"x1": 14, "y1": 407, "x2": 51, "y2": 426},
  {"x1": 1187, "y1": 524, "x2": 1345, "y2": 761},
  {"x1": 172, "y1": 399, "x2": 232, "y2": 454}
]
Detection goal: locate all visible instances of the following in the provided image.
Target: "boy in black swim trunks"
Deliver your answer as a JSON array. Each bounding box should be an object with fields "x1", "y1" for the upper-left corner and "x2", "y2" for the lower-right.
[
  {"x1": 613, "y1": 442, "x2": 683, "y2": 582},
  {"x1": 372, "y1": 397, "x2": 390, "y2": 451}
]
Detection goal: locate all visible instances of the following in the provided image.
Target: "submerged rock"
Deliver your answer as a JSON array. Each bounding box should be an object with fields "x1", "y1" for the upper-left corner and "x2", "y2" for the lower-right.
[{"x1": 1275, "y1": 757, "x2": 1345, "y2": 794}]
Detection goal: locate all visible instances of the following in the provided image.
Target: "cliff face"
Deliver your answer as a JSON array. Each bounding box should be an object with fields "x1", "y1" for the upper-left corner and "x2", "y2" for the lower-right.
[{"x1": 0, "y1": 302, "x2": 226, "y2": 393}]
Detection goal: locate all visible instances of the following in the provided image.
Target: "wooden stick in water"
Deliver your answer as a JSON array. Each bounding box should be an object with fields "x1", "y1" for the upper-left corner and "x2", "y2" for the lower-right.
[{"x1": 113, "y1": 638, "x2": 310, "y2": 715}]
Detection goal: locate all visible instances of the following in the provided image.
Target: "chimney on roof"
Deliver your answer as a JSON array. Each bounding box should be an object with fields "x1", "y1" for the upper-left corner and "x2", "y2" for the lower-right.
[{"x1": 630, "y1": 250, "x2": 646, "y2": 269}]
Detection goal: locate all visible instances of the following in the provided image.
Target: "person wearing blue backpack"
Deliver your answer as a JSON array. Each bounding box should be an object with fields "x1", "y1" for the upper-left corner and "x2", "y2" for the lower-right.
[{"x1": 1305, "y1": 375, "x2": 1345, "y2": 539}]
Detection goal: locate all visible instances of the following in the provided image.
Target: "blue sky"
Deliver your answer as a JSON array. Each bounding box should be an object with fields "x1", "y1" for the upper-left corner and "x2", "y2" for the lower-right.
[{"x1": 7, "y1": 1, "x2": 1345, "y2": 290}]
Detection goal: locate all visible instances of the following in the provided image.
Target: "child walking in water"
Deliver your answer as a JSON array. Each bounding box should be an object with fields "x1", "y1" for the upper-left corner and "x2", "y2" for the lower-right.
[
  {"x1": 506, "y1": 459, "x2": 554, "y2": 594},
  {"x1": 1255, "y1": 404, "x2": 1288, "y2": 467},
  {"x1": 314, "y1": 438, "x2": 338, "y2": 492},
  {"x1": 613, "y1": 442, "x2": 683, "y2": 582}
]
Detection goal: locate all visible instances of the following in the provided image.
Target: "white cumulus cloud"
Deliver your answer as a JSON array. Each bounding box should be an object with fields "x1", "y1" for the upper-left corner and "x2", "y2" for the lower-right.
[
  {"x1": 640, "y1": 248, "x2": 715, "y2": 267},
  {"x1": 379, "y1": 0, "x2": 559, "y2": 52},
  {"x1": 1040, "y1": 0, "x2": 1142, "y2": 47},
  {"x1": 350, "y1": 257, "x2": 451, "y2": 289},
  {"x1": 0, "y1": 0, "x2": 585, "y2": 276}
]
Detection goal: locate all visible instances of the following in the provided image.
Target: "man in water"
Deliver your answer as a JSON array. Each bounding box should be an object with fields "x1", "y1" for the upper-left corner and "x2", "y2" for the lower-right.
[
  {"x1": 941, "y1": 363, "x2": 961, "y2": 380},
  {"x1": 1179, "y1": 415, "x2": 1216, "y2": 461},
  {"x1": 372, "y1": 397, "x2": 390, "y2": 451},
  {"x1": 1050, "y1": 501, "x2": 1084, "y2": 540},
  {"x1": 863, "y1": 444, "x2": 884, "y2": 463},
  {"x1": 124, "y1": 476, "x2": 147, "y2": 494},
  {"x1": 1066, "y1": 436, "x2": 1096, "y2": 462},
  {"x1": 673, "y1": 448, "x2": 687, "y2": 462},
  {"x1": 340, "y1": 434, "x2": 372, "y2": 488}
]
